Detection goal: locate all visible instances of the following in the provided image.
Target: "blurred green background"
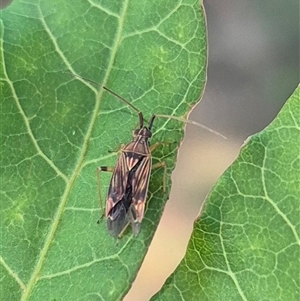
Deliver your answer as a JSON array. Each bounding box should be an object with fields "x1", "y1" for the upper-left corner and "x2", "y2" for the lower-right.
[{"x1": 125, "y1": 1, "x2": 299, "y2": 300}]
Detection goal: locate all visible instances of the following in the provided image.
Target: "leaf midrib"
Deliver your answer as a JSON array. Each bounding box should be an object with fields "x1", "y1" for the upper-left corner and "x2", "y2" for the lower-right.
[{"x1": 20, "y1": 1, "x2": 130, "y2": 299}]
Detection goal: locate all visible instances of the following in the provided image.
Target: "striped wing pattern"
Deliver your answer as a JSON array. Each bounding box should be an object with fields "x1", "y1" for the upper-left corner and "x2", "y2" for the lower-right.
[{"x1": 105, "y1": 137, "x2": 152, "y2": 236}]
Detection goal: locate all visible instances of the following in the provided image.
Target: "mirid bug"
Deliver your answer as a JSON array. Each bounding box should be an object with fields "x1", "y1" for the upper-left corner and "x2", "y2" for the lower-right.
[
  {"x1": 66, "y1": 72, "x2": 226, "y2": 238},
  {"x1": 96, "y1": 87, "x2": 226, "y2": 238},
  {"x1": 97, "y1": 110, "x2": 166, "y2": 237}
]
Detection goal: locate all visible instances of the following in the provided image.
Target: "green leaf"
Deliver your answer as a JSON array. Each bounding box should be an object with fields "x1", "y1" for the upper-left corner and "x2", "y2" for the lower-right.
[
  {"x1": 152, "y1": 85, "x2": 300, "y2": 300},
  {"x1": 0, "y1": 0, "x2": 207, "y2": 300}
]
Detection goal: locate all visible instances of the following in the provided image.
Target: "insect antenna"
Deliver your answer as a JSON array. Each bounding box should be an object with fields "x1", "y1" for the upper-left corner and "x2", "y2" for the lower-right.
[
  {"x1": 102, "y1": 86, "x2": 144, "y2": 128},
  {"x1": 148, "y1": 115, "x2": 156, "y2": 130},
  {"x1": 64, "y1": 71, "x2": 144, "y2": 127},
  {"x1": 155, "y1": 114, "x2": 227, "y2": 140},
  {"x1": 64, "y1": 72, "x2": 226, "y2": 138}
]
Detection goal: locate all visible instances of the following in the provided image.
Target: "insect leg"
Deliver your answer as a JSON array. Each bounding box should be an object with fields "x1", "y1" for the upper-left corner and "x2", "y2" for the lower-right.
[
  {"x1": 150, "y1": 141, "x2": 161, "y2": 153},
  {"x1": 116, "y1": 219, "x2": 131, "y2": 239},
  {"x1": 108, "y1": 143, "x2": 125, "y2": 154},
  {"x1": 150, "y1": 142, "x2": 168, "y2": 192},
  {"x1": 150, "y1": 141, "x2": 176, "y2": 153},
  {"x1": 96, "y1": 166, "x2": 114, "y2": 221},
  {"x1": 151, "y1": 162, "x2": 167, "y2": 193}
]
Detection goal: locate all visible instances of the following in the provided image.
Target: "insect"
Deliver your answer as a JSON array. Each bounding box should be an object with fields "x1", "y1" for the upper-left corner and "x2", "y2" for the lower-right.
[
  {"x1": 96, "y1": 88, "x2": 166, "y2": 237},
  {"x1": 66, "y1": 72, "x2": 226, "y2": 238},
  {"x1": 96, "y1": 87, "x2": 225, "y2": 238}
]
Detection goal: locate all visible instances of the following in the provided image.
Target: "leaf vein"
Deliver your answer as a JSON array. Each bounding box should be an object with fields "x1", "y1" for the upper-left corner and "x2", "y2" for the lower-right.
[{"x1": 0, "y1": 255, "x2": 26, "y2": 291}]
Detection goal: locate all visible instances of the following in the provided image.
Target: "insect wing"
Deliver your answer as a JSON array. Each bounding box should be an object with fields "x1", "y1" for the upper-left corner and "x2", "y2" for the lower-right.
[
  {"x1": 106, "y1": 151, "x2": 152, "y2": 237},
  {"x1": 107, "y1": 184, "x2": 133, "y2": 237},
  {"x1": 104, "y1": 132, "x2": 153, "y2": 237},
  {"x1": 105, "y1": 152, "x2": 129, "y2": 217},
  {"x1": 107, "y1": 201, "x2": 127, "y2": 236},
  {"x1": 130, "y1": 154, "x2": 152, "y2": 225}
]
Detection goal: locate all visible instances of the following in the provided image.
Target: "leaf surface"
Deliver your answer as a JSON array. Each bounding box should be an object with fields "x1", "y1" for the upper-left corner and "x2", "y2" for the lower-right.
[
  {"x1": 152, "y1": 85, "x2": 300, "y2": 300},
  {"x1": 0, "y1": 0, "x2": 207, "y2": 300}
]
